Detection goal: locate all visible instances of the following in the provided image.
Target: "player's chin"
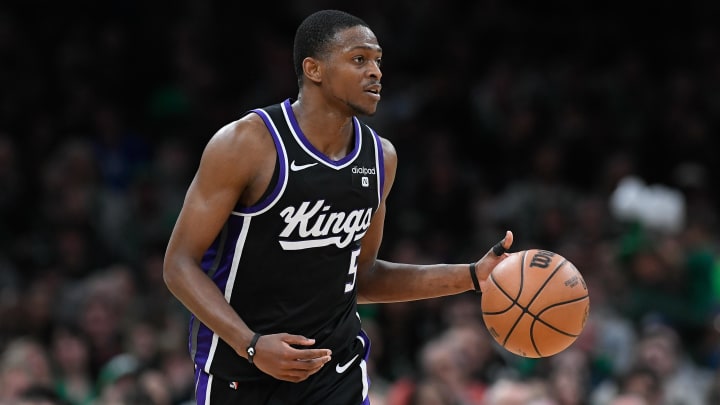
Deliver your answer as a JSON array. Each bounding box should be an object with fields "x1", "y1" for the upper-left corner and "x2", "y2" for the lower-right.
[
  {"x1": 363, "y1": 106, "x2": 378, "y2": 116},
  {"x1": 351, "y1": 98, "x2": 380, "y2": 116}
]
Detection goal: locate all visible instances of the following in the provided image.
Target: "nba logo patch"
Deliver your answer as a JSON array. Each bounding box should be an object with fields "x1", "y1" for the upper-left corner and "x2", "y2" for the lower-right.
[
  {"x1": 361, "y1": 176, "x2": 369, "y2": 187},
  {"x1": 229, "y1": 381, "x2": 239, "y2": 390}
]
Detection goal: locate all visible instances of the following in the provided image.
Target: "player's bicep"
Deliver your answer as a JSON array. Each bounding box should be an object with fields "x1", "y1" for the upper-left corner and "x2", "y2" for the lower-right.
[
  {"x1": 170, "y1": 175, "x2": 240, "y2": 260},
  {"x1": 166, "y1": 124, "x2": 257, "y2": 263}
]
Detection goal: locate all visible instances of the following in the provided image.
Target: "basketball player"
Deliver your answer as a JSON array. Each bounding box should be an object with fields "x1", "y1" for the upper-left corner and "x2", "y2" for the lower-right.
[{"x1": 163, "y1": 9, "x2": 513, "y2": 405}]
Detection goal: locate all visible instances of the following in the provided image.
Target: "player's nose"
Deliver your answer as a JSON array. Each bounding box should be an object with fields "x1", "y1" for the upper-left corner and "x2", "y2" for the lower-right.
[{"x1": 368, "y1": 61, "x2": 382, "y2": 79}]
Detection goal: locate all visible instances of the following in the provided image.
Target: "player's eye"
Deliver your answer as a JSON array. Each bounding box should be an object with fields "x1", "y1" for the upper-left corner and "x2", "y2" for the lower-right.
[
  {"x1": 353, "y1": 56, "x2": 365, "y2": 64},
  {"x1": 375, "y1": 58, "x2": 382, "y2": 68}
]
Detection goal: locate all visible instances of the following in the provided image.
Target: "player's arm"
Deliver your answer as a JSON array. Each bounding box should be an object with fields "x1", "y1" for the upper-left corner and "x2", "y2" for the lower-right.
[
  {"x1": 163, "y1": 116, "x2": 330, "y2": 382},
  {"x1": 164, "y1": 118, "x2": 260, "y2": 357},
  {"x1": 355, "y1": 137, "x2": 513, "y2": 304}
]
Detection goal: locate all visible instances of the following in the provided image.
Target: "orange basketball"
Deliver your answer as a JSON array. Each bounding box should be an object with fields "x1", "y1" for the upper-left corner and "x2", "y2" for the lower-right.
[{"x1": 481, "y1": 249, "x2": 590, "y2": 358}]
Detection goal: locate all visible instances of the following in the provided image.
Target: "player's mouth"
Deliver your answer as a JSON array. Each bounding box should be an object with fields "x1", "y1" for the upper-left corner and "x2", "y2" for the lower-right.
[{"x1": 364, "y1": 84, "x2": 381, "y2": 100}]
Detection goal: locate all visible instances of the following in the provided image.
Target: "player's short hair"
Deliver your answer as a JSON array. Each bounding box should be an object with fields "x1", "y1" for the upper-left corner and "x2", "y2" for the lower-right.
[{"x1": 293, "y1": 10, "x2": 369, "y2": 85}]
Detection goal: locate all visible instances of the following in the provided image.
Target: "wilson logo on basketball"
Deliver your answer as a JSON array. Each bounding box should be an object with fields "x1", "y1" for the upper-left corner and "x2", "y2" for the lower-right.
[{"x1": 529, "y1": 250, "x2": 555, "y2": 268}]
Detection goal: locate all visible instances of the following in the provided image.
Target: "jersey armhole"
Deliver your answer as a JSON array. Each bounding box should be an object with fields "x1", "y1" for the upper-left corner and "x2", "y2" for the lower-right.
[
  {"x1": 254, "y1": 159, "x2": 280, "y2": 206},
  {"x1": 232, "y1": 108, "x2": 288, "y2": 215},
  {"x1": 370, "y1": 127, "x2": 386, "y2": 205}
]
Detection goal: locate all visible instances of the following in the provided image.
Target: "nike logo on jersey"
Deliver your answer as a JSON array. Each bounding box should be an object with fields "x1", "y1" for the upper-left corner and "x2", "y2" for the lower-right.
[
  {"x1": 335, "y1": 354, "x2": 359, "y2": 374},
  {"x1": 290, "y1": 160, "x2": 318, "y2": 171}
]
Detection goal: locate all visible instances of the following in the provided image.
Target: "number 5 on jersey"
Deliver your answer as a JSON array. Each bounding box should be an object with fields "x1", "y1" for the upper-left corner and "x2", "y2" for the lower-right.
[{"x1": 345, "y1": 247, "x2": 361, "y2": 293}]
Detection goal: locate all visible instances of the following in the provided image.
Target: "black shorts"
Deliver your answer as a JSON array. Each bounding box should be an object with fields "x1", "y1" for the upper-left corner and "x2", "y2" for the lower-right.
[{"x1": 194, "y1": 330, "x2": 372, "y2": 405}]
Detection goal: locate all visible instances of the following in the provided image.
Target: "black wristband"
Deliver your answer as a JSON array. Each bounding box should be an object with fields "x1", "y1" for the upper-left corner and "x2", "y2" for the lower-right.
[
  {"x1": 469, "y1": 262, "x2": 481, "y2": 293},
  {"x1": 246, "y1": 333, "x2": 262, "y2": 364}
]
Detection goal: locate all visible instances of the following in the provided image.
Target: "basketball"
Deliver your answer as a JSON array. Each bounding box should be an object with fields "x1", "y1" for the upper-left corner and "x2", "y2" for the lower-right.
[{"x1": 481, "y1": 249, "x2": 590, "y2": 358}]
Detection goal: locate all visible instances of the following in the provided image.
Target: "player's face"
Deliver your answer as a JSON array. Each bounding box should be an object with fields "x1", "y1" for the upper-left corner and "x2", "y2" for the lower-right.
[{"x1": 322, "y1": 26, "x2": 382, "y2": 116}]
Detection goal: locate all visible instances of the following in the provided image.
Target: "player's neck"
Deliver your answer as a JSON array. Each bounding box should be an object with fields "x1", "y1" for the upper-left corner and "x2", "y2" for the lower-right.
[{"x1": 291, "y1": 97, "x2": 355, "y2": 160}]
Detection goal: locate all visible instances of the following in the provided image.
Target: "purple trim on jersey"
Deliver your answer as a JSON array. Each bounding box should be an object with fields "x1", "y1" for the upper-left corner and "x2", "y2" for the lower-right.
[
  {"x1": 190, "y1": 316, "x2": 213, "y2": 365},
  {"x1": 370, "y1": 128, "x2": 385, "y2": 202},
  {"x1": 360, "y1": 328, "x2": 372, "y2": 404},
  {"x1": 199, "y1": 217, "x2": 244, "y2": 289},
  {"x1": 283, "y1": 98, "x2": 361, "y2": 166},
  {"x1": 191, "y1": 216, "x2": 246, "y2": 370},
  {"x1": 200, "y1": 246, "x2": 217, "y2": 270},
  {"x1": 236, "y1": 109, "x2": 288, "y2": 214},
  {"x1": 195, "y1": 366, "x2": 209, "y2": 405}
]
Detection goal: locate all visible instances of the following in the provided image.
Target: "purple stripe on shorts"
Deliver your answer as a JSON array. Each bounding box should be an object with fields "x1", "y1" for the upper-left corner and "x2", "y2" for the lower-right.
[
  {"x1": 195, "y1": 366, "x2": 209, "y2": 405},
  {"x1": 359, "y1": 329, "x2": 372, "y2": 361}
]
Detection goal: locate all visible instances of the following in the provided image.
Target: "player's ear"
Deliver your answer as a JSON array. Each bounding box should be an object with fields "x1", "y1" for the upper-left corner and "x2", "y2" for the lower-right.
[{"x1": 302, "y1": 57, "x2": 322, "y2": 84}]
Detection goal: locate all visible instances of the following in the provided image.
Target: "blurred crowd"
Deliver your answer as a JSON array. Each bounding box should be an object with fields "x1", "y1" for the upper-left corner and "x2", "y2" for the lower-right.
[{"x1": 1, "y1": 1, "x2": 720, "y2": 404}]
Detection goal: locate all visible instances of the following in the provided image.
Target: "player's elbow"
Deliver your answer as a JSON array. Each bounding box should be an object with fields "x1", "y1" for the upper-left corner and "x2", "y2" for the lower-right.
[
  {"x1": 355, "y1": 260, "x2": 382, "y2": 303},
  {"x1": 162, "y1": 254, "x2": 183, "y2": 292}
]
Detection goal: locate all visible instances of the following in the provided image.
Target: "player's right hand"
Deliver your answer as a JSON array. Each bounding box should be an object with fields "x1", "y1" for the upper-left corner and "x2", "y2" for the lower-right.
[
  {"x1": 475, "y1": 230, "x2": 514, "y2": 292},
  {"x1": 251, "y1": 333, "x2": 332, "y2": 382}
]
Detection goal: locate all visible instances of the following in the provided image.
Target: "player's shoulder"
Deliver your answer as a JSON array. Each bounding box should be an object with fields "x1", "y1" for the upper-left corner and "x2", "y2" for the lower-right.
[
  {"x1": 210, "y1": 112, "x2": 269, "y2": 145},
  {"x1": 372, "y1": 134, "x2": 398, "y2": 197},
  {"x1": 366, "y1": 130, "x2": 396, "y2": 169},
  {"x1": 358, "y1": 120, "x2": 397, "y2": 163},
  {"x1": 204, "y1": 112, "x2": 274, "y2": 158},
  {"x1": 377, "y1": 136, "x2": 396, "y2": 160}
]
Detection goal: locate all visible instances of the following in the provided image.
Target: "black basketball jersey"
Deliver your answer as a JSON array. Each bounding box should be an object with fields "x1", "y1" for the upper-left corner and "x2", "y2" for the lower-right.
[{"x1": 189, "y1": 98, "x2": 385, "y2": 381}]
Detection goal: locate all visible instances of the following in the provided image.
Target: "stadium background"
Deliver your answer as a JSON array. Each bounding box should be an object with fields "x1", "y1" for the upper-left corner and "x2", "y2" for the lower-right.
[{"x1": 1, "y1": 0, "x2": 720, "y2": 404}]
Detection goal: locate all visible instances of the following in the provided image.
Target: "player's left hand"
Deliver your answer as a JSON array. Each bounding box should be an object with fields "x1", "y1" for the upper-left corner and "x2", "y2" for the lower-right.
[
  {"x1": 474, "y1": 230, "x2": 513, "y2": 293},
  {"x1": 251, "y1": 333, "x2": 332, "y2": 383}
]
